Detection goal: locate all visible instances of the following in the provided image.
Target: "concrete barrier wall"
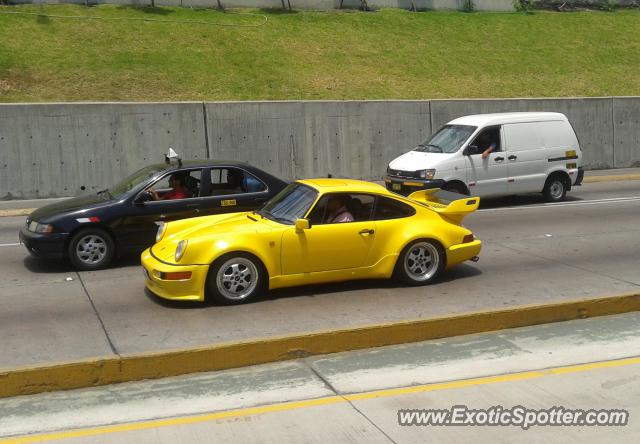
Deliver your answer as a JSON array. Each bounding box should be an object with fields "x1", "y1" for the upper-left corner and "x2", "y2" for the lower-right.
[
  {"x1": 1, "y1": 97, "x2": 639, "y2": 199},
  {"x1": 0, "y1": 103, "x2": 208, "y2": 199}
]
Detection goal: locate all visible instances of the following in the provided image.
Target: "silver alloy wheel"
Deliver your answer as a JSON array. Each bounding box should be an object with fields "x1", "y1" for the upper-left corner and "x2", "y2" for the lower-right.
[
  {"x1": 216, "y1": 257, "x2": 259, "y2": 301},
  {"x1": 549, "y1": 180, "x2": 564, "y2": 199},
  {"x1": 404, "y1": 242, "x2": 439, "y2": 282},
  {"x1": 75, "y1": 234, "x2": 108, "y2": 265}
]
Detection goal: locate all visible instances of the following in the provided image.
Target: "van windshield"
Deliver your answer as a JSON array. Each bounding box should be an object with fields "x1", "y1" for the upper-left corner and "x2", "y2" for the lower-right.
[{"x1": 416, "y1": 124, "x2": 477, "y2": 154}]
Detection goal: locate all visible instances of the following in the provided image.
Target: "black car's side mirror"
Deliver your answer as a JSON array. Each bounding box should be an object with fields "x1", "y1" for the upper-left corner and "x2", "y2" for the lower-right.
[
  {"x1": 134, "y1": 191, "x2": 152, "y2": 205},
  {"x1": 464, "y1": 145, "x2": 480, "y2": 156}
]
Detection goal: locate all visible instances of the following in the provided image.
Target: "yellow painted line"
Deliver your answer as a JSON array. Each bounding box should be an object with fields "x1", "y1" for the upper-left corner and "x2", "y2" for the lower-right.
[
  {"x1": 3, "y1": 356, "x2": 639, "y2": 444},
  {"x1": 0, "y1": 208, "x2": 33, "y2": 217},
  {"x1": 584, "y1": 173, "x2": 640, "y2": 183}
]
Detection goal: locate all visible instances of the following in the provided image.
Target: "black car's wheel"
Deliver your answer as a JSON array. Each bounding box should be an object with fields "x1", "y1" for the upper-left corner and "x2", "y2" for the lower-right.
[
  {"x1": 68, "y1": 227, "x2": 115, "y2": 270},
  {"x1": 206, "y1": 253, "x2": 267, "y2": 305},
  {"x1": 394, "y1": 239, "x2": 445, "y2": 286},
  {"x1": 543, "y1": 174, "x2": 568, "y2": 202}
]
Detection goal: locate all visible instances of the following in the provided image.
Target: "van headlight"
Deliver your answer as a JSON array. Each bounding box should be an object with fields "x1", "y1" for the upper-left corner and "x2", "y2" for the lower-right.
[
  {"x1": 156, "y1": 222, "x2": 167, "y2": 243},
  {"x1": 175, "y1": 240, "x2": 188, "y2": 262},
  {"x1": 419, "y1": 169, "x2": 436, "y2": 180}
]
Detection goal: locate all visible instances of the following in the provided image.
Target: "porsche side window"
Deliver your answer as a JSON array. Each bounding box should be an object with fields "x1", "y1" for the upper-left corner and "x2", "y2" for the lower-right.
[
  {"x1": 308, "y1": 193, "x2": 375, "y2": 225},
  {"x1": 208, "y1": 168, "x2": 266, "y2": 196},
  {"x1": 372, "y1": 197, "x2": 416, "y2": 220}
]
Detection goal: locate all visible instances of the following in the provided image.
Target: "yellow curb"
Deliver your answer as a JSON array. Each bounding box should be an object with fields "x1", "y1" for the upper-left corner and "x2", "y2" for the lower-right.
[
  {"x1": 1, "y1": 292, "x2": 639, "y2": 399},
  {"x1": 0, "y1": 208, "x2": 34, "y2": 217},
  {"x1": 583, "y1": 173, "x2": 640, "y2": 183}
]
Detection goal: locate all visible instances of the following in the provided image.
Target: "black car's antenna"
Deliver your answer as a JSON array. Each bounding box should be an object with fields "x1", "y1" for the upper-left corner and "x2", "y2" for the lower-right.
[{"x1": 165, "y1": 147, "x2": 182, "y2": 167}]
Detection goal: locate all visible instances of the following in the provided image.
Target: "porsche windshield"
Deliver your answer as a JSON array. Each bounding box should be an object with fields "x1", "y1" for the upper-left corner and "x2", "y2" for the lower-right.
[
  {"x1": 258, "y1": 183, "x2": 318, "y2": 225},
  {"x1": 415, "y1": 124, "x2": 477, "y2": 154},
  {"x1": 108, "y1": 165, "x2": 168, "y2": 199}
]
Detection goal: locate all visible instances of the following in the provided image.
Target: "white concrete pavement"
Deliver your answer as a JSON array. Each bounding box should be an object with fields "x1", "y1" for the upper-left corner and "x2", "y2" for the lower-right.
[{"x1": 1, "y1": 312, "x2": 638, "y2": 443}]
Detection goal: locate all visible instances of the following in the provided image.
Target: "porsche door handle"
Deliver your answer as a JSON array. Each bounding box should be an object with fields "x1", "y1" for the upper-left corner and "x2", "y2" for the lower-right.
[
  {"x1": 359, "y1": 229, "x2": 375, "y2": 235},
  {"x1": 494, "y1": 157, "x2": 505, "y2": 163},
  {"x1": 508, "y1": 155, "x2": 518, "y2": 161}
]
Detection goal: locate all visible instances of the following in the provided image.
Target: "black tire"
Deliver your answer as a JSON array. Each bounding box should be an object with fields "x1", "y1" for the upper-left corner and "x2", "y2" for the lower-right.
[
  {"x1": 443, "y1": 183, "x2": 468, "y2": 196},
  {"x1": 206, "y1": 252, "x2": 267, "y2": 305},
  {"x1": 543, "y1": 175, "x2": 568, "y2": 202},
  {"x1": 394, "y1": 239, "x2": 446, "y2": 286},
  {"x1": 67, "y1": 227, "x2": 115, "y2": 271}
]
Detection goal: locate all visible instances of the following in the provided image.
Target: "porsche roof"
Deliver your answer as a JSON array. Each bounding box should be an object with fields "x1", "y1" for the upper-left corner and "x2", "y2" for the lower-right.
[{"x1": 297, "y1": 178, "x2": 389, "y2": 193}]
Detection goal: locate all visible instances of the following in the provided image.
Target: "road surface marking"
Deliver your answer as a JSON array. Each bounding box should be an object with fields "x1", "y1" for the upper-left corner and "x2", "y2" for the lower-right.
[
  {"x1": 478, "y1": 196, "x2": 640, "y2": 212},
  {"x1": 3, "y1": 355, "x2": 639, "y2": 444}
]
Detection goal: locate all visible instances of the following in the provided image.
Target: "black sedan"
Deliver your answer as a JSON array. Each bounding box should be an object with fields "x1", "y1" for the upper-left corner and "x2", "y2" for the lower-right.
[{"x1": 20, "y1": 160, "x2": 288, "y2": 270}]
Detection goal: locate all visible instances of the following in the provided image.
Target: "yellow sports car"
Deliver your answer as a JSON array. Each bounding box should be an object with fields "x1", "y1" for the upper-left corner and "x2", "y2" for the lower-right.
[{"x1": 141, "y1": 179, "x2": 481, "y2": 305}]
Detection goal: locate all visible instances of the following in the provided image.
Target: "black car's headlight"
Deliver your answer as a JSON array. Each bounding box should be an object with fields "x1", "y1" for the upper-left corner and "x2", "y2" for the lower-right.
[{"x1": 28, "y1": 221, "x2": 53, "y2": 234}]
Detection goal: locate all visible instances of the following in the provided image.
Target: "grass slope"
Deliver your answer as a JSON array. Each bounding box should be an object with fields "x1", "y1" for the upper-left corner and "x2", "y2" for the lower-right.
[{"x1": 0, "y1": 5, "x2": 639, "y2": 102}]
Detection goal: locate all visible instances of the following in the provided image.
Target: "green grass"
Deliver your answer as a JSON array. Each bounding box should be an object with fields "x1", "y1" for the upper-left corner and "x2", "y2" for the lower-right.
[{"x1": 0, "y1": 5, "x2": 639, "y2": 102}]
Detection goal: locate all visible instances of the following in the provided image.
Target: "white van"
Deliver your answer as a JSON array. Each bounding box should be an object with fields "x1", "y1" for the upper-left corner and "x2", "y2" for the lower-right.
[{"x1": 385, "y1": 112, "x2": 584, "y2": 202}]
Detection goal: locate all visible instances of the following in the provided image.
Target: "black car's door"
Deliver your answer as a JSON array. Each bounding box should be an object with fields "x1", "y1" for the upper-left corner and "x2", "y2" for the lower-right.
[
  {"x1": 114, "y1": 168, "x2": 205, "y2": 252},
  {"x1": 197, "y1": 166, "x2": 271, "y2": 216}
]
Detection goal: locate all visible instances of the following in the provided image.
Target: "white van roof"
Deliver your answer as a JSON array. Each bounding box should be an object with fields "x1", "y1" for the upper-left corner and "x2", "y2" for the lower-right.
[{"x1": 448, "y1": 112, "x2": 568, "y2": 127}]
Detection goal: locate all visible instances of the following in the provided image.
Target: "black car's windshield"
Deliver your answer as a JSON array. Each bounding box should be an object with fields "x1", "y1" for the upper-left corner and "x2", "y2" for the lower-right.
[
  {"x1": 258, "y1": 183, "x2": 318, "y2": 225},
  {"x1": 415, "y1": 124, "x2": 477, "y2": 154},
  {"x1": 109, "y1": 165, "x2": 168, "y2": 199}
]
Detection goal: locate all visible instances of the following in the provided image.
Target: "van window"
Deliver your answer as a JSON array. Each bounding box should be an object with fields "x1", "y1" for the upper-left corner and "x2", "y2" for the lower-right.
[
  {"x1": 504, "y1": 121, "x2": 577, "y2": 152},
  {"x1": 470, "y1": 126, "x2": 501, "y2": 153},
  {"x1": 416, "y1": 125, "x2": 476, "y2": 154}
]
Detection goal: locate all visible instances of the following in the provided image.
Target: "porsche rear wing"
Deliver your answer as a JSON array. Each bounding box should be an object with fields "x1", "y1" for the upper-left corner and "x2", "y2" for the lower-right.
[{"x1": 407, "y1": 189, "x2": 480, "y2": 225}]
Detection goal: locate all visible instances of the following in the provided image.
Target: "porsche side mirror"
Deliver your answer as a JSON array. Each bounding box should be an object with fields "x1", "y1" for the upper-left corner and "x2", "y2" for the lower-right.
[
  {"x1": 295, "y1": 219, "x2": 311, "y2": 232},
  {"x1": 135, "y1": 191, "x2": 152, "y2": 205}
]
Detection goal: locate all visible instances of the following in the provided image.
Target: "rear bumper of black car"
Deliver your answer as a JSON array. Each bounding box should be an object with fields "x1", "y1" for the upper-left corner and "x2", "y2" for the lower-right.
[
  {"x1": 385, "y1": 177, "x2": 446, "y2": 196},
  {"x1": 19, "y1": 226, "x2": 68, "y2": 259}
]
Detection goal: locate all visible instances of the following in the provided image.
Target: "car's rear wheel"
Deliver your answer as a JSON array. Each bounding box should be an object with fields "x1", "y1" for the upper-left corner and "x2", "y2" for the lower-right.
[
  {"x1": 68, "y1": 227, "x2": 115, "y2": 271},
  {"x1": 206, "y1": 253, "x2": 266, "y2": 305},
  {"x1": 543, "y1": 175, "x2": 568, "y2": 202},
  {"x1": 395, "y1": 240, "x2": 445, "y2": 286}
]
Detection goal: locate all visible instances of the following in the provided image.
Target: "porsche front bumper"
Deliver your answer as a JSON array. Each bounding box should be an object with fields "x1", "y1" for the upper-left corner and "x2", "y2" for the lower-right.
[{"x1": 141, "y1": 248, "x2": 209, "y2": 302}]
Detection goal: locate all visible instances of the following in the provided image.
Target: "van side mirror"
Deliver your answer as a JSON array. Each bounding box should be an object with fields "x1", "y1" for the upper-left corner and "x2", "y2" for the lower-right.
[
  {"x1": 295, "y1": 219, "x2": 311, "y2": 232},
  {"x1": 135, "y1": 191, "x2": 152, "y2": 205},
  {"x1": 464, "y1": 145, "x2": 480, "y2": 156}
]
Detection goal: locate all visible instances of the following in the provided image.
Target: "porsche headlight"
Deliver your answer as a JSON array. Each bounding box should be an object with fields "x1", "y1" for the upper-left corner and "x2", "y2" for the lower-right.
[
  {"x1": 175, "y1": 240, "x2": 187, "y2": 262},
  {"x1": 156, "y1": 222, "x2": 167, "y2": 243},
  {"x1": 418, "y1": 169, "x2": 436, "y2": 180}
]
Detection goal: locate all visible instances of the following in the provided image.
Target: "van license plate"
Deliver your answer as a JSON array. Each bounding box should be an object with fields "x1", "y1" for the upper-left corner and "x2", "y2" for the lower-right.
[{"x1": 392, "y1": 183, "x2": 401, "y2": 191}]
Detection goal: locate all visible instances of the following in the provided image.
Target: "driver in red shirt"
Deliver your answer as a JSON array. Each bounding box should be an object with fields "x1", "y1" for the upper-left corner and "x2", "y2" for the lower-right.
[{"x1": 149, "y1": 173, "x2": 188, "y2": 201}]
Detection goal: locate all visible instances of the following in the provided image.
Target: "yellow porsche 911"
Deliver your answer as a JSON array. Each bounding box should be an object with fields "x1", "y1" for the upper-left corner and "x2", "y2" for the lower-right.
[{"x1": 141, "y1": 179, "x2": 481, "y2": 305}]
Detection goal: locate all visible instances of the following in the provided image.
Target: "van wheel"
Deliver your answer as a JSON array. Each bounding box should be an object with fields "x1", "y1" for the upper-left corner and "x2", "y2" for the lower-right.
[
  {"x1": 68, "y1": 227, "x2": 115, "y2": 270},
  {"x1": 543, "y1": 175, "x2": 567, "y2": 202},
  {"x1": 443, "y1": 183, "x2": 468, "y2": 196},
  {"x1": 206, "y1": 253, "x2": 267, "y2": 305},
  {"x1": 394, "y1": 240, "x2": 445, "y2": 286}
]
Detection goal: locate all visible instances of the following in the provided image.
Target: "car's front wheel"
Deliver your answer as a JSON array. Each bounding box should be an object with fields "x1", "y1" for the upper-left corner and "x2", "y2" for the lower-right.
[
  {"x1": 206, "y1": 253, "x2": 266, "y2": 305},
  {"x1": 395, "y1": 240, "x2": 445, "y2": 286},
  {"x1": 68, "y1": 227, "x2": 115, "y2": 270}
]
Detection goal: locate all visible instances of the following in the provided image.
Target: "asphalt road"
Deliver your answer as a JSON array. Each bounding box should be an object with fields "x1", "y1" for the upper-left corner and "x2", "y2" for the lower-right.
[
  {"x1": 2, "y1": 312, "x2": 638, "y2": 442},
  {"x1": 0, "y1": 181, "x2": 639, "y2": 370}
]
